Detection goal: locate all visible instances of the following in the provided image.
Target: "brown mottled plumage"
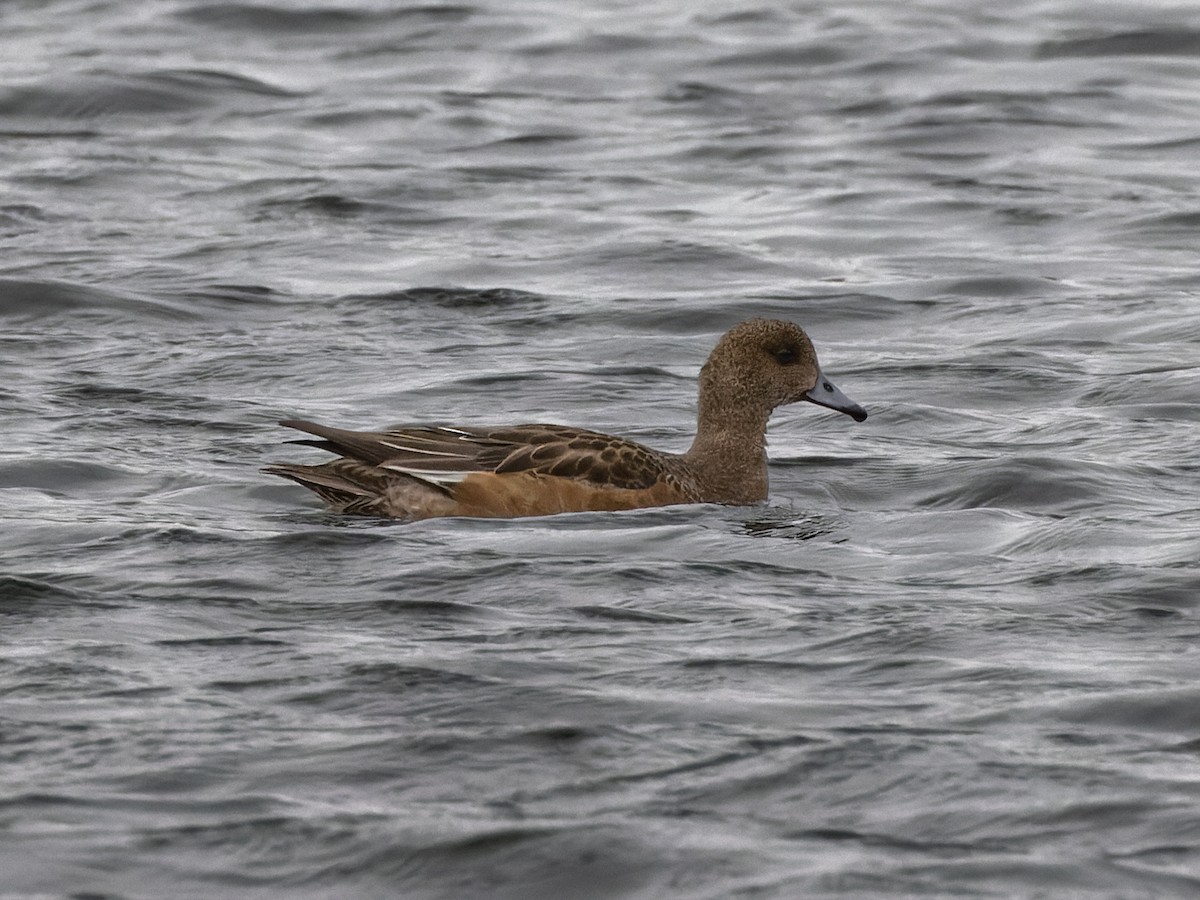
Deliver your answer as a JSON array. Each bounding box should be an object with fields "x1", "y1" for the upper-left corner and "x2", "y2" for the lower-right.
[{"x1": 264, "y1": 319, "x2": 867, "y2": 520}]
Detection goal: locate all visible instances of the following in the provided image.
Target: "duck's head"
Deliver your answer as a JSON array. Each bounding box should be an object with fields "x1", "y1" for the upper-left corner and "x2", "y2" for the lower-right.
[{"x1": 702, "y1": 318, "x2": 867, "y2": 422}]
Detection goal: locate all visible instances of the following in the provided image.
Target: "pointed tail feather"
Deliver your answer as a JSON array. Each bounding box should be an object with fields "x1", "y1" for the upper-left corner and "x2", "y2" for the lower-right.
[
  {"x1": 262, "y1": 463, "x2": 373, "y2": 508},
  {"x1": 277, "y1": 419, "x2": 399, "y2": 466}
]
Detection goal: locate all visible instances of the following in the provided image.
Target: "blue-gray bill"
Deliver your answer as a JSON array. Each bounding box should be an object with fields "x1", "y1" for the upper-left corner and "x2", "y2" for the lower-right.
[{"x1": 805, "y1": 370, "x2": 868, "y2": 422}]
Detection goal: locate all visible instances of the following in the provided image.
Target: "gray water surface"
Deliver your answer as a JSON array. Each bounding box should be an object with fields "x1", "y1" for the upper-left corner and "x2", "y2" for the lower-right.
[{"x1": 2, "y1": 1, "x2": 1199, "y2": 897}]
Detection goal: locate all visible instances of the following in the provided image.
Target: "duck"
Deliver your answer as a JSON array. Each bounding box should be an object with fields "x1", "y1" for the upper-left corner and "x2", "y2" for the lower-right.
[{"x1": 264, "y1": 318, "x2": 867, "y2": 520}]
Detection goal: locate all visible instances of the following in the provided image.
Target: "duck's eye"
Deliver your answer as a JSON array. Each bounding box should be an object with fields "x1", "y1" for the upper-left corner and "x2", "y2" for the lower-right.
[{"x1": 771, "y1": 347, "x2": 797, "y2": 365}]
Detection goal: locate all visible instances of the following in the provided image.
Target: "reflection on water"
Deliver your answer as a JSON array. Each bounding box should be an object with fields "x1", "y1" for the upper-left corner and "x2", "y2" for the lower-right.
[{"x1": 740, "y1": 509, "x2": 840, "y2": 542}]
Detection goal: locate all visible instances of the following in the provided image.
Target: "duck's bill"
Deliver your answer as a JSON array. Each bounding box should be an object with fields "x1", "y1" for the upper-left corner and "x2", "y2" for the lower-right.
[{"x1": 805, "y1": 370, "x2": 868, "y2": 421}]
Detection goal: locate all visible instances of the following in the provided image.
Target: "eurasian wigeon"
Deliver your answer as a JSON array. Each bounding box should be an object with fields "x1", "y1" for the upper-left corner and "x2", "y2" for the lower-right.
[{"x1": 265, "y1": 318, "x2": 867, "y2": 519}]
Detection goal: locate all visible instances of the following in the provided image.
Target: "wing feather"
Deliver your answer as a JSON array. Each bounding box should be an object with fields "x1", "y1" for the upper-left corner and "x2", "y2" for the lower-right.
[{"x1": 276, "y1": 419, "x2": 679, "y2": 492}]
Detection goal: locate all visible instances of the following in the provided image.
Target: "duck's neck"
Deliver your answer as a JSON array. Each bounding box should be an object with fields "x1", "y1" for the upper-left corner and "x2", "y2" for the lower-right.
[{"x1": 683, "y1": 386, "x2": 773, "y2": 504}]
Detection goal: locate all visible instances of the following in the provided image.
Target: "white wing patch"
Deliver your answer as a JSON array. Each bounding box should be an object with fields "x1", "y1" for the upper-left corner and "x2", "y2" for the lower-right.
[
  {"x1": 381, "y1": 463, "x2": 471, "y2": 487},
  {"x1": 376, "y1": 441, "x2": 462, "y2": 457}
]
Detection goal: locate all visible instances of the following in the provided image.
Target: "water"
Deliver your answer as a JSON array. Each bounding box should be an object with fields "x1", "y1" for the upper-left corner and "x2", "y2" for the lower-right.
[{"x1": 2, "y1": 1, "x2": 1199, "y2": 897}]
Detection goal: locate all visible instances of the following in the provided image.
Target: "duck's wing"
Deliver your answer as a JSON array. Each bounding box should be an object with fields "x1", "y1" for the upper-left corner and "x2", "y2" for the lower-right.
[{"x1": 275, "y1": 419, "x2": 680, "y2": 493}]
